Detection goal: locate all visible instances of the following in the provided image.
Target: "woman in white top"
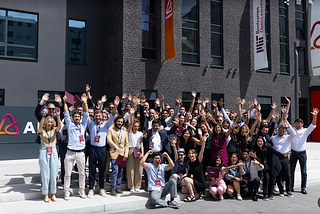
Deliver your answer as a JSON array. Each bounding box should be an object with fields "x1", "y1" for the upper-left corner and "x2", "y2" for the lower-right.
[{"x1": 126, "y1": 108, "x2": 144, "y2": 192}]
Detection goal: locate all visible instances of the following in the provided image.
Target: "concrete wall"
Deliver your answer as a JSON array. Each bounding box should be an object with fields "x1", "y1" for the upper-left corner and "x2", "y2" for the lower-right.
[{"x1": 0, "y1": 0, "x2": 67, "y2": 107}]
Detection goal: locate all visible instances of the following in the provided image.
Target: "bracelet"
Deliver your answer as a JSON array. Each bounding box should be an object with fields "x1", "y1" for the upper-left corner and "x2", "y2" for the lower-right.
[{"x1": 83, "y1": 101, "x2": 87, "y2": 104}]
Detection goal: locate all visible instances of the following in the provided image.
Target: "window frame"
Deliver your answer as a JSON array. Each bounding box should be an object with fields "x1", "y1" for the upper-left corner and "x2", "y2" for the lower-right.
[
  {"x1": 295, "y1": 0, "x2": 307, "y2": 75},
  {"x1": 210, "y1": 0, "x2": 223, "y2": 67},
  {"x1": 279, "y1": 1, "x2": 289, "y2": 74},
  {"x1": 0, "y1": 89, "x2": 4, "y2": 106},
  {"x1": 68, "y1": 18, "x2": 86, "y2": 64}
]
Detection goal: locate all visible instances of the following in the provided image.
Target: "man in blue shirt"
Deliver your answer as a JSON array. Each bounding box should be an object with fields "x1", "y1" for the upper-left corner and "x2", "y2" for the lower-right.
[
  {"x1": 63, "y1": 93, "x2": 89, "y2": 200},
  {"x1": 140, "y1": 150, "x2": 180, "y2": 209}
]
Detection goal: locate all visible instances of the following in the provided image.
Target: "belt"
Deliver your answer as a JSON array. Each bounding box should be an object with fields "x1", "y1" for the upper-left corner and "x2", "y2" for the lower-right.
[
  {"x1": 291, "y1": 149, "x2": 306, "y2": 154},
  {"x1": 67, "y1": 148, "x2": 84, "y2": 152}
]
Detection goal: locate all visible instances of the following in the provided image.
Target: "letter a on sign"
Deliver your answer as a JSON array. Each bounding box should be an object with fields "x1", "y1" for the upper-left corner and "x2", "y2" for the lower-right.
[{"x1": 165, "y1": 0, "x2": 175, "y2": 61}]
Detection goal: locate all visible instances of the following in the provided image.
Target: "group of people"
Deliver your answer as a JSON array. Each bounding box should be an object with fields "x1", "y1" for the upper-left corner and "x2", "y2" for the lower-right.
[{"x1": 35, "y1": 85, "x2": 317, "y2": 208}]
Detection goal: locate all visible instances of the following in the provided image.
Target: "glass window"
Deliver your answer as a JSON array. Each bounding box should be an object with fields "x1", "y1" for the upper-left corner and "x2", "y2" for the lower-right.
[
  {"x1": 142, "y1": 0, "x2": 156, "y2": 59},
  {"x1": 279, "y1": 0, "x2": 289, "y2": 74},
  {"x1": 182, "y1": 0, "x2": 199, "y2": 64},
  {"x1": 182, "y1": 91, "x2": 200, "y2": 111},
  {"x1": 0, "y1": 89, "x2": 4, "y2": 106},
  {"x1": 211, "y1": 0, "x2": 223, "y2": 66},
  {"x1": 68, "y1": 19, "x2": 86, "y2": 63},
  {"x1": 295, "y1": 0, "x2": 307, "y2": 75},
  {"x1": 141, "y1": 90, "x2": 158, "y2": 108},
  {"x1": 257, "y1": 96, "x2": 272, "y2": 120},
  {"x1": 0, "y1": 9, "x2": 38, "y2": 59},
  {"x1": 211, "y1": 93, "x2": 224, "y2": 111}
]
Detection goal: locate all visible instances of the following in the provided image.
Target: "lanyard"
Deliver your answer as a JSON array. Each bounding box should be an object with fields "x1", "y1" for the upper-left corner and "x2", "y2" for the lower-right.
[
  {"x1": 245, "y1": 161, "x2": 251, "y2": 173},
  {"x1": 96, "y1": 124, "x2": 101, "y2": 134},
  {"x1": 46, "y1": 130, "x2": 53, "y2": 143}
]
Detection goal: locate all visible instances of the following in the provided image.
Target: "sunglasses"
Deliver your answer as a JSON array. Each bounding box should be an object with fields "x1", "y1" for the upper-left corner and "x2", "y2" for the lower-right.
[
  {"x1": 48, "y1": 108, "x2": 55, "y2": 110},
  {"x1": 109, "y1": 107, "x2": 114, "y2": 109},
  {"x1": 178, "y1": 154, "x2": 184, "y2": 157}
]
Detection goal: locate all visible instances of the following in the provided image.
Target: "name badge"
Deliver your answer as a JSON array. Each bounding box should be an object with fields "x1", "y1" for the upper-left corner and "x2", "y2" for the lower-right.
[
  {"x1": 155, "y1": 179, "x2": 161, "y2": 186},
  {"x1": 63, "y1": 130, "x2": 67, "y2": 135},
  {"x1": 47, "y1": 146, "x2": 52, "y2": 154},
  {"x1": 94, "y1": 136, "x2": 100, "y2": 143},
  {"x1": 79, "y1": 135, "x2": 84, "y2": 142},
  {"x1": 149, "y1": 142, "x2": 154, "y2": 149}
]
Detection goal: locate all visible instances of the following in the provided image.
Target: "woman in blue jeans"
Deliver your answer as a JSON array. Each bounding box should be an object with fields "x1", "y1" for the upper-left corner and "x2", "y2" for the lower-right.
[{"x1": 38, "y1": 107, "x2": 61, "y2": 202}]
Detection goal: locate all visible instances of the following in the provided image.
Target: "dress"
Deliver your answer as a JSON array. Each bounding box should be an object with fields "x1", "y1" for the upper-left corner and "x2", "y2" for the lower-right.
[
  {"x1": 187, "y1": 159, "x2": 206, "y2": 193},
  {"x1": 211, "y1": 133, "x2": 228, "y2": 165}
]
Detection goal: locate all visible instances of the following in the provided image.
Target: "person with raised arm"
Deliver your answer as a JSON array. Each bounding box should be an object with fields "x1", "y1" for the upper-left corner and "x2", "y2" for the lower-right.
[
  {"x1": 86, "y1": 97, "x2": 117, "y2": 198},
  {"x1": 38, "y1": 105, "x2": 61, "y2": 202},
  {"x1": 63, "y1": 93, "x2": 89, "y2": 200},
  {"x1": 140, "y1": 150, "x2": 180, "y2": 208},
  {"x1": 291, "y1": 108, "x2": 319, "y2": 195}
]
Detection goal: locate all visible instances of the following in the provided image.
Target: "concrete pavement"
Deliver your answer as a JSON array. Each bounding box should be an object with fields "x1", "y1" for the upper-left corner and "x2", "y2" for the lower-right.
[{"x1": 0, "y1": 142, "x2": 320, "y2": 214}]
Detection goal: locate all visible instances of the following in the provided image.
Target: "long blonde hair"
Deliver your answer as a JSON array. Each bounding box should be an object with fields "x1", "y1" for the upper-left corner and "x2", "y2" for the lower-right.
[{"x1": 43, "y1": 116, "x2": 56, "y2": 131}]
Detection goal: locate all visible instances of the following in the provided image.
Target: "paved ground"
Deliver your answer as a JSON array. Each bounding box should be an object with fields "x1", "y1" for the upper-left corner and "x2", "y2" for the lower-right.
[{"x1": 0, "y1": 142, "x2": 320, "y2": 214}]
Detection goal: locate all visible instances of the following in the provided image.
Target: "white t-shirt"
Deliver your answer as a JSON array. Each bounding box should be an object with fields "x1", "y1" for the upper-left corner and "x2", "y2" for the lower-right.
[{"x1": 129, "y1": 131, "x2": 143, "y2": 148}]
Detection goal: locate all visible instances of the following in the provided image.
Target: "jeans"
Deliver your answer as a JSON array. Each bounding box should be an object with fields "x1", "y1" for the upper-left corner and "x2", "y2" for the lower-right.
[
  {"x1": 149, "y1": 179, "x2": 177, "y2": 207},
  {"x1": 59, "y1": 142, "x2": 68, "y2": 182},
  {"x1": 110, "y1": 159, "x2": 124, "y2": 191},
  {"x1": 276, "y1": 157, "x2": 291, "y2": 193},
  {"x1": 89, "y1": 145, "x2": 106, "y2": 189},
  {"x1": 290, "y1": 151, "x2": 307, "y2": 189},
  {"x1": 39, "y1": 144, "x2": 59, "y2": 195}
]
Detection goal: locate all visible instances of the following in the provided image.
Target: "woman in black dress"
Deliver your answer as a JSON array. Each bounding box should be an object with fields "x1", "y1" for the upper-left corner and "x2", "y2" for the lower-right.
[{"x1": 181, "y1": 129, "x2": 206, "y2": 202}]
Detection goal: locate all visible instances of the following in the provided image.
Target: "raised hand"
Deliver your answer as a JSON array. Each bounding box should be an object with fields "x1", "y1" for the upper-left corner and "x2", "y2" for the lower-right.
[
  {"x1": 257, "y1": 104, "x2": 261, "y2": 111},
  {"x1": 191, "y1": 91, "x2": 197, "y2": 98},
  {"x1": 122, "y1": 93, "x2": 127, "y2": 101},
  {"x1": 81, "y1": 93, "x2": 88, "y2": 102},
  {"x1": 285, "y1": 96, "x2": 291, "y2": 103},
  {"x1": 114, "y1": 96, "x2": 120, "y2": 106},
  {"x1": 135, "y1": 91, "x2": 140, "y2": 98},
  {"x1": 140, "y1": 95, "x2": 146, "y2": 104},
  {"x1": 280, "y1": 106, "x2": 287, "y2": 114},
  {"x1": 236, "y1": 97, "x2": 241, "y2": 105},
  {"x1": 42, "y1": 108, "x2": 48, "y2": 116},
  {"x1": 54, "y1": 94, "x2": 61, "y2": 103},
  {"x1": 160, "y1": 94, "x2": 165, "y2": 102},
  {"x1": 212, "y1": 100, "x2": 217, "y2": 107},
  {"x1": 69, "y1": 105, "x2": 75, "y2": 112},
  {"x1": 253, "y1": 159, "x2": 260, "y2": 165},
  {"x1": 128, "y1": 94, "x2": 132, "y2": 102},
  {"x1": 253, "y1": 98, "x2": 258, "y2": 106},
  {"x1": 162, "y1": 152, "x2": 169, "y2": 158},
  {"x1": 129, "y1": 108, "x2": 135, "y2": 115},
  {"x1": 155, "y1": 98, "x2": 160, "y2": 105},
  {"x1": 85, "y1": 84, "x2": 91, "y2": 93},
  {"x1": 219, "y1": 98, "x2": 224, "y2": 108},
  {"x1": 101, "y1": 95, "x2": 107, "y2": 103},
  {"x1": 197, "y1": 97, "x2": 203, "y2": 104},
  {"x1": 205, "y1": 97, "x2": 210, "y2": 104},
  {"x1": 241, "y1": 99, "x2": 246, "y2": 106},
  {"x1": 41, "y1": 93, "x2": 50, "y2": 103},
  {"x1": 311, "y1": 108, "x2": 319, "y2": 116},
  {"x1": 271, "y1": 102, "x2": 277, "y2": 110},
  {"x1": 56, "y1": 107, "x2": 60, "y2": 116}
]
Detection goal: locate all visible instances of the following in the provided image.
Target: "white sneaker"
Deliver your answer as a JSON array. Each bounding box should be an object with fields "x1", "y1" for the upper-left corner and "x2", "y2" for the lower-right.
[
  {"x1": 99, "y1": 190, "x2": 107, "y2": 197},
  {"x1": 134, "y1": 188, "x2": 143, "y2": 192},
  {"x1": 64, "y1": 192, "x2": 70, "y2": 201},
  {"x1": 87, "y1": 189, "x2": 94, "y2": 198},
  {"x1": 130, "y1": 188, "x2": 135, "y2": 192},
  {"x1": 78, "y1": 190, "x2": 87, "y2": 199},
  {"x1": 236, "y1": 194, "x2": 242, "y2": 201}
]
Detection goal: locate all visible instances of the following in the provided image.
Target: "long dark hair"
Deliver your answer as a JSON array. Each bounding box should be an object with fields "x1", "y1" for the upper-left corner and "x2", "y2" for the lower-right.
[
  {"x1": 213, "y1": 124, "x2": 224, "y2": 141},
  {"x1": 211, "y1": 156, "x2": 223, "y2": 168},
  {"x1": 177, "y1": 129, "x2": 193, "y2": 149}
]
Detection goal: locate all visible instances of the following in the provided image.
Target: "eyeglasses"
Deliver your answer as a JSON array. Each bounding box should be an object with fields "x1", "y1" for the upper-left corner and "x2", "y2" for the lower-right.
[{"x1": 48, "y1": 108, "x2": 55, "y2": 110}]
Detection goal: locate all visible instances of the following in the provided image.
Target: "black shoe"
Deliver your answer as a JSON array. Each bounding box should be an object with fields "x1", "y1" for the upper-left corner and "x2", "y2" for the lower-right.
[
  {"x1": 116, "y1": 188, "x2": 123, "y2": 194},
  {"x1": 263, "y1": 195, "x2": 268, "y2": 201},
  {"x1": 252, "y1": 195, "x2": 258, "y2": 201},
  {"x1": 110, "y1": 189, "x2": 117, "y2": 196},
  {"x1": 301, "y1": 189, "x2": 307, "y2": 195}
]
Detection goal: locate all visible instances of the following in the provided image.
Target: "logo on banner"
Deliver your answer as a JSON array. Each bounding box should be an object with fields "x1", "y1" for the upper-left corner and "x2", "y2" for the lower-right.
[
  {"x1": 311, "y1": 21, "x2": 320, "y2": 50},
  {"x1": 166, "y1": 0, "x2": 173, "y2": 15},
  {"x1": 0, "y1": 114, "x2": 20, "y2": 135}
]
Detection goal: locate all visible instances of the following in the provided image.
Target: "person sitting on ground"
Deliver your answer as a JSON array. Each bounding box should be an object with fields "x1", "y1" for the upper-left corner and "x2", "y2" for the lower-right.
[
  {"x1": 225, "y1": 153, "x2": 245, "y2": 200},
  {"x1": 208, "y1": 156, "x2": 243, "y2": 200},
  {"x1": 140, "y1": 150, "x2": 180, "y2": 209}
]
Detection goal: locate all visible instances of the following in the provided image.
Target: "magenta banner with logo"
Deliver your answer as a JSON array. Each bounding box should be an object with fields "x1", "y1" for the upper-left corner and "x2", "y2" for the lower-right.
[
  {"x1": 0, "y1": 107, "x2": 38, "y2": 143},
  {"x1": 311, "y1": 0, "x2": 320, "y2": 76},
  {"x1": 253, "y1": 0, "x2": 268, "y2": 70}
]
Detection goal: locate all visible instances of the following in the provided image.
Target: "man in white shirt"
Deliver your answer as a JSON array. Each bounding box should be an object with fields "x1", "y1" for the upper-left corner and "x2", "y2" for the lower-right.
[
  {"x1": 271, "y1": 122, "x2": 296, "y2": 197},
  {"x1": 290, "y1": 108, "x2": 319, "y2": 195}
]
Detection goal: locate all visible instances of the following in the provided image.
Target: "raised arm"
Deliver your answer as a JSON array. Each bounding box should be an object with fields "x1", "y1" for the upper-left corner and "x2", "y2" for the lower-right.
[
  {"x1": 163, "y1": 152, "x2": 175, "y2": 171},
  {"x1": 266, "y1": 102, "x2": 277, "y2": 124},
  {"x1": 160, "y1": 94, "x2": 165, "y2": 112},
  {"x1": 100, "y1": 95, "x2": 107, "y2": 111},
  {"x1": 140, "y1": 150, "x2": 153, "y2": 169},
  {"x1": 311, "y1": 108, "x2": 319, "y2": 126},
  {"x1": 38, "y1": 108, "x2": 47, "y2": 134},
  {"x1": 171, "y1": 137, "x2": 178, "y2": 161},
  {"x1": 55, "y1": 108, "x2": 61, "y2": 133},
  {"x1": 128, "y1": 108, "x2": 135, "y2": 133},
  {"x1": 212, "y1": 100, "x2": 218, "y2": 118},
  {"x1": 198, "y1": 129, "x2": 205, "y2": 162},
  {"x1": 188, "y1": 91, "x2": 197, "y2": 113}
]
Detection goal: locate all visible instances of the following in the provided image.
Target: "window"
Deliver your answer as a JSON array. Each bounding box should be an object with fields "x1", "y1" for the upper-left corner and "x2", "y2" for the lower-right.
[
  {"x1": 68, "y1": 19, "x2": 86, "y2": 63},
  {"x1": 281, "y1": 96, "x2": 291, "y2": 123},
  {"x1": 182, "y1": 0, "x2": 199, "y2": 64},
  {"x1": 182, "y1": 91, "x2": 200, "y2": 111},
  {"x1": 211, "y1": 0, "x2": 223, "y2": 66},
  {"x1": 295, "y1": 0, "x2": 307, "y2": 75},
  {"x1": 141, "y1": 89, "x2": 158, "y2": 108},
  {"x1": 211, "y1": 93, "x2": 224, "y2": 111},
  {"x1": 260, "y1": 0, "x2": 271, "y2": 71},
  {"x1": 279, "y1": 1, "x2": 289, "y2": 73},
  {"x1": 257, "y1": 96, "x2": 272, "y2": 119},
  {"x1": 38, "y1": 91, "x2": 65, "y2": 106},
  {"x1": 0, "y1": 89, "x2": 4, "y2": 106},
  {"x1": 0, "y1": 9, "x2": 38, "y2": 59},
  {"x1": 299, "y1": 98, "x2": 308, "y2": 126},
  {"x1": 142, "y1": 0, "x2": 156, "y2": 59}
]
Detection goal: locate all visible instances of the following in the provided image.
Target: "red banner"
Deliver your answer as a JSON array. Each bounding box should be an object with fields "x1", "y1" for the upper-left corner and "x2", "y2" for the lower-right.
[{"x1": 165, "y1": 0, "x2": 175, "y2": 61}]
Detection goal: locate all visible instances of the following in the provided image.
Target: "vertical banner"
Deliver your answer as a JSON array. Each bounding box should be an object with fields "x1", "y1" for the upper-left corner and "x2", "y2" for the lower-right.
[
  {"x1": 311, "y1": 0, "x2": 320, "y2": 76},
  {"x1": 165, "y1": 0, "x2": 175, "y2": 61},
  {"x1": 253, "y1": 0, "x2": 268, "y2": 70}
]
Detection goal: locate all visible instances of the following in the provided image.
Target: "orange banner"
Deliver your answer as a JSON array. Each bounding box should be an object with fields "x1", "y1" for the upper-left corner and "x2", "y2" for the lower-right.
[{"x1": 165, "y1": 0, "x2": 175, "y2": 61}]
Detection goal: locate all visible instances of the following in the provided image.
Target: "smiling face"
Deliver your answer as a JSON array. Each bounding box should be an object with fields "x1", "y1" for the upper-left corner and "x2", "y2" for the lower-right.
[
  {"x1": 214, "y1": 125, "x2": 221, "y2": 134},
  {"x1": 241, "y1": 126, "x2": 248, "y2": 136},
  {"x1": 47, "y1": 104, "x2": 55, "y2": 116},
  {"x1": 183, "y1": 130, "x2": 190, "y2": 140},
  {"x1": 46, "y1": 118, "x2": 54, "y2": 129},
  {"x1": 94, "y1": 112, "x2": 102, "y2": 124},
  {"x1": 115, "y1": 118, "x2": 124, "y2": 129},
  {"x1": 152, "y1": 155, "x2": 161, "y2": 166},
  {"x1": 188, "y1": 150, "x2": 197, "y2": 161},
  {"x1": 215, "y1": 158, "x2": 222, "y2": 167},
  {"x1": 230, "y1": 154, "x2": 238, "y2": 165},
  {"x1": 72, "y1": 112, "x2": 81, "y2": 125},
  {"x1": 257, "y1": 138, "x2": 264, "y2": 148}
]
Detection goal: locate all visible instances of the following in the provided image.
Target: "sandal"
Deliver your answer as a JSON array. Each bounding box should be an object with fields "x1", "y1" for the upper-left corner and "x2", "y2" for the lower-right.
[
  {"x1": 44, "y1": 196, "x2": 50, "y2": 203},
  {"x1": 183, "y1": 196, "x2": 196, "y2": 202},
  {"x1": 51, "y1": 194, "x2": 57, "y2": 202},
  {"x1": 198, "y1": 192, "x2": 204, "y2": 200}
]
